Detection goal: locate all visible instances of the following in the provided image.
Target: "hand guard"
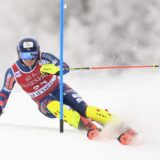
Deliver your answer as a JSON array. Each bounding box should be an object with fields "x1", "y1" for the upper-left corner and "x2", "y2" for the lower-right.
[{"x1": 40, "y1": 64, "x2": 60, "y2": 75}]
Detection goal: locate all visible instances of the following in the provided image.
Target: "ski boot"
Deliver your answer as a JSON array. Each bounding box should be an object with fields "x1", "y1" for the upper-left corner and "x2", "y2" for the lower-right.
[
  {"x1": 79, "y1": 116, "x2": 100, "y2": 140},
  {"x1": 117, "y1": 128, "x2": 137, "y2": 145}
]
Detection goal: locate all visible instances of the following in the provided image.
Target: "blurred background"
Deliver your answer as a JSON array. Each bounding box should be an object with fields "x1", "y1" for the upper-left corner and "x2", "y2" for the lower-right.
[
  {"x1": 0, "y1": 2, "x2": 160, "y2": 158},
  {"x1": 0, "y1": 0, "x2": 160, "y2": 83}
]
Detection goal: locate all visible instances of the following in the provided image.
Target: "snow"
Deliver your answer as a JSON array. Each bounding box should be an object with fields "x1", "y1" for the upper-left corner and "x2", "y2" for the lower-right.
[{"x1": 0, "y1": 70, "x2": 160, "y2": 160}]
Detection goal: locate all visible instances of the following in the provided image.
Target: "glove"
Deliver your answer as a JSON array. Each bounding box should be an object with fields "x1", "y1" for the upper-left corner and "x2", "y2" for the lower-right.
[
  {"x1": 40, "y1": 64, "x2": 60, "y2": 75},
  {"x1": 0, "y1": 107, "x2": 3, "y2": 116}
]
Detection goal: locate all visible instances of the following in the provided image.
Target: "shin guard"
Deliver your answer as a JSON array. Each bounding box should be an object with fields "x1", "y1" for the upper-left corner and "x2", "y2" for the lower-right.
[
  {"x1": 47, "y1": 101, "x2": 80, "y2": 128},
  {"x1": 86, "y1": 106, "x2": 112, "y2": 125}
]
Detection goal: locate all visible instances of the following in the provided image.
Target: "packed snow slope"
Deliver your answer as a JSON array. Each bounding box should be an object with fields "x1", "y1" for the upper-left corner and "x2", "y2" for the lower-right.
[{"x1": 0, "y1": 70, "x2": 160, "y2": 160}]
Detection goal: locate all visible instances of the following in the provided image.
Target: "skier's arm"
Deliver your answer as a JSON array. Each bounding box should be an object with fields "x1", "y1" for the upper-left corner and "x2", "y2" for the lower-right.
[
  {"x1": 0, "y1": 68, "x2": 16, "y2": 115},
  {"x1": 40, "y1": 52, "x2": 70, "y2": 75}
]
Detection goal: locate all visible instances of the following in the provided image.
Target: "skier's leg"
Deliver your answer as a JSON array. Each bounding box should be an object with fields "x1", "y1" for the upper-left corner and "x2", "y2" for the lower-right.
[
  {"x1": 47, "y1": 100, "x2": 100, "y2": 139},
  {"x1": 53, "y1": 84, "x2": 137, "y2": 143},
  {"x1": 86, "y1": 106, "x2": 138, "y2": 144},
  {"x1": 38, "y1": 93, "x2": 99, "y2": 139},
  {"x1": 60, "y1": 84, "x2": 113, "y2": 126}
]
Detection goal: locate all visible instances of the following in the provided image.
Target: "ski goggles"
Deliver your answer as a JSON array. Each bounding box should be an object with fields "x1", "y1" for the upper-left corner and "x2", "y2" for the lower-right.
[{"x1": 19, "y1": 51, "x2": 38, "y2": 60}]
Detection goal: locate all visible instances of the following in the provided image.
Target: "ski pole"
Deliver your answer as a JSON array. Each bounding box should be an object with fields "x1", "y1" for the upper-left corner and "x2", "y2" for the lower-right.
[
  {"x1": 59, "y1": 0, "x2": 64, "y2": 133},
  {"x1": 64, "y1": 65, "x2": 159, "y2": 71}
]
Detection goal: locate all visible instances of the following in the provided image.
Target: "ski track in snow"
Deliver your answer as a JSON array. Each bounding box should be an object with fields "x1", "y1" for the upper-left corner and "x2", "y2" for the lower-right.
[{"x1": 0, "y1": 71, "x2": 160, "y2": 160}]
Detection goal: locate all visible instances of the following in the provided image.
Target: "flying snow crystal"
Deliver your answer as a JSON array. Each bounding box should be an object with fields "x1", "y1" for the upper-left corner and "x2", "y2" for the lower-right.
[{"x1": 64, "y1": 4, "x2": 67, "y2": 9}]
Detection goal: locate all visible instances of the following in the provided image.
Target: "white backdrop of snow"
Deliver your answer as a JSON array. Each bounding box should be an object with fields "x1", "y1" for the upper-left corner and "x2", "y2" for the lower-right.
[{"x1": 0, "y1": 70, "x2": 160, "y2": 160}]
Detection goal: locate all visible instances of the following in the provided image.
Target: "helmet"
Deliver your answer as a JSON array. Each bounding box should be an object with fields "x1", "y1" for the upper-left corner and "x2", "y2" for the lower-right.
[{"x1": 17, "y1": 36, "x2": 40, "y2": 60}]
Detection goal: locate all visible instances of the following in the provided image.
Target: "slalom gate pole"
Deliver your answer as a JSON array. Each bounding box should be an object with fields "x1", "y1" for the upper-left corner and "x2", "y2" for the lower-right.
[
  {"x1": 64, "y1": 65, "x2": 159, "y2": 71},
  {"x1": 59, "y1": 0, "x2": 64, "y2": 133}
]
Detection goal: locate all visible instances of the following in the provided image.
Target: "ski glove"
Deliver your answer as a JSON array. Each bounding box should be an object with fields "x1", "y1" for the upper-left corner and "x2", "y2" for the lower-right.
[
  {"x1": 0, "y1": 107, "x2": 3, "y2": 116},
  {"x1": 40, "y1": 64, "x2": 60, "y2": 76}
]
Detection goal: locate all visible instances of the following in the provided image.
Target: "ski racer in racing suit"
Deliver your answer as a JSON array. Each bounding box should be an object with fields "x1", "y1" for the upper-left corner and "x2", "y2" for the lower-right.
[{"x1": 0, "y1": 36, "x2": 137, "y2": 145}]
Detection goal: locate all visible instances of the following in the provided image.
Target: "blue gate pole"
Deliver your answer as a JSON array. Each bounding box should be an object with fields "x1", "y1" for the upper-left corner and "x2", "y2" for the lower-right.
[{"x1": 59, "y1": 0, "x2": 64, "y2": 133}]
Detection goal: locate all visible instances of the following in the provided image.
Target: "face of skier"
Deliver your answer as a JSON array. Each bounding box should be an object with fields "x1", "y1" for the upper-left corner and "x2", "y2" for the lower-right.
[{"x1": 22, "y1": 59, "x2": 36, "y2": 67}]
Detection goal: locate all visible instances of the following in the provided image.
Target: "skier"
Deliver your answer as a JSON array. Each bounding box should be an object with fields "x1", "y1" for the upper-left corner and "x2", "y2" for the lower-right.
[{"x1": 0, "y1": 36, "x2": 136, "y2": 145}]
